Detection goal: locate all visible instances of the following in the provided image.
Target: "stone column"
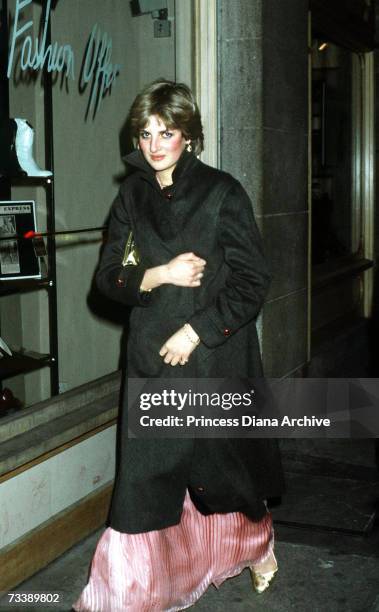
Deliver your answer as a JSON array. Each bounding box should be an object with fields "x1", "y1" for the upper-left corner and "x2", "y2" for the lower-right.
[{"x1": 218, "y1": 0, "x2": 309, "y2": 377}]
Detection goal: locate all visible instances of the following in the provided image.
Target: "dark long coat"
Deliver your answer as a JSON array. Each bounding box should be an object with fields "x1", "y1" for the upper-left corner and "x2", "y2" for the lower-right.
[{"x1": 96, "y1": 149, "x2": 285, "y2": 534}]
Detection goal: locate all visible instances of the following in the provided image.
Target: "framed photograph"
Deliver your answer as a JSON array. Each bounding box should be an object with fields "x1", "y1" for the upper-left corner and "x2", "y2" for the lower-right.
[{"x1": 0, "y1": 201, "x2": 41, "y2": 280}]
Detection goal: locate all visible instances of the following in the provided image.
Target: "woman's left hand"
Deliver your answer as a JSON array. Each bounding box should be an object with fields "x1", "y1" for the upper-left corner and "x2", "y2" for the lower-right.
[{"x1": 159, "y1": 325, "x2": 200, "y2": 366}]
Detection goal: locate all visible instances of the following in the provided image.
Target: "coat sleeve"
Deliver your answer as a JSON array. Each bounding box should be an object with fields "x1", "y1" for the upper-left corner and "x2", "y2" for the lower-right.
[
  {"x1": 188, "y1": 180, "x2": 271, "y2": 348},
  {"x1": 96, "y1": 187, "x2": 151, "y2": 307}
]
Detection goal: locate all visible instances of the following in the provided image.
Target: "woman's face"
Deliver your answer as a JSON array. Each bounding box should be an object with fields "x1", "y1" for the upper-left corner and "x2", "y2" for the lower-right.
[{"x1": 138, "y1": 115, "x2": 188, "y2": 176}]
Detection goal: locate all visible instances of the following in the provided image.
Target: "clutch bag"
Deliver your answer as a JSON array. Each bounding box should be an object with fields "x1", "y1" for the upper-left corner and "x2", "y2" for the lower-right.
[{"x1": 122, "y1": 231, "x2": 140, "y2": 267}]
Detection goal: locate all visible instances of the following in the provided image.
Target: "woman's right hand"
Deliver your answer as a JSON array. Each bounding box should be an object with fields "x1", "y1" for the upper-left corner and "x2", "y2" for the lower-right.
[
  {"x1": 139, "y1": 253, "x2": 206, "y2": 292},
  {"x1": 164, "y1": 252, "x2": 206, "y2": 287}
]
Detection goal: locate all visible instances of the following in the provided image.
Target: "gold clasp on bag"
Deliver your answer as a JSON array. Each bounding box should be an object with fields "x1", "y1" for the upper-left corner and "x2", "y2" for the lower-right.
[{"x1": 122, "y1": 231, "x2": 140, "y2": 267}]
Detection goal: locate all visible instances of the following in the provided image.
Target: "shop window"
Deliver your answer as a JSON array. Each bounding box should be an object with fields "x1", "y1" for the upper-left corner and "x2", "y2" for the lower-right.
[
  {"x1": 0, "y1": 0, "x2": 193, "y2": 416},
  {"x1": 311, "y1": 42, "x2": 356, "y2": 263}
]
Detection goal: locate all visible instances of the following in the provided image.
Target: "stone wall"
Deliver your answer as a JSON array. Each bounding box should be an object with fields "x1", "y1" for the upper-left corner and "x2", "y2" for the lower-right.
[{"x1": 217, "y1": 0, "x2": 309, "y2": 377}]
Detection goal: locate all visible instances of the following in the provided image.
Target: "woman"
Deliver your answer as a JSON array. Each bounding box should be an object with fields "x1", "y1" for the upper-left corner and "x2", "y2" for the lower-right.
[{"x1": 73, "y1": 80, "x2": 284, "y2": 611}]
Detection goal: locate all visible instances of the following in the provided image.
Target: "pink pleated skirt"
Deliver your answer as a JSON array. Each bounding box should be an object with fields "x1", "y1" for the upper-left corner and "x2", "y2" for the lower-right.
[{"x1": 73, "y1": 489, "x2": 274, "y2": 612}]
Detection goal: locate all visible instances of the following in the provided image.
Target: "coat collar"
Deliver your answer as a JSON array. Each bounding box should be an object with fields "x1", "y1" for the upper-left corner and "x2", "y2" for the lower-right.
[{"x1": 123, "y1": 148, "x2": 199, "y2": 187}]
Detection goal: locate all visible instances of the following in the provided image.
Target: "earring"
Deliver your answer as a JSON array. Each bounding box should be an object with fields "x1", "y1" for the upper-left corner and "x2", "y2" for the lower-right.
[{"x1": 186, "y1": 142, "x2": 192, "y2": 153}]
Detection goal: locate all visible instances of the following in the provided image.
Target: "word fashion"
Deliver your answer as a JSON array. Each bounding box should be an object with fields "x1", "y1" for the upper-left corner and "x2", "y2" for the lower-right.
[{"x1": 7, "y1": 0, "x2": 121, "y2": 111}]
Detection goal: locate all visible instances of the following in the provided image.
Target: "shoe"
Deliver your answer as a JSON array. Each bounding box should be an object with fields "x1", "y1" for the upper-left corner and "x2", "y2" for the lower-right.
[
  {"x1": 0, "y1": 118, "x2": 27, "y2": 177},
  {"x1": 14, "y1": 118, "x2": 52, "y2": 177},
  {"x1": 250, "y1": 551, "x2": 278, "y2": 594}
]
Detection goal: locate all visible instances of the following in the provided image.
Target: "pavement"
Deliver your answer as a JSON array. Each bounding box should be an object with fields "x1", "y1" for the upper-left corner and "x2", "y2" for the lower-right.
[{"x1": 1, "y1": 440, "x2": 378, "y2": 612}]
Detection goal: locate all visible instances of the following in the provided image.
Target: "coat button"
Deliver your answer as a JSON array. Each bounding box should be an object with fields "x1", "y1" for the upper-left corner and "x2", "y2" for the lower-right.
[
  {"x1": 165, "y1": 192, "x2": 173, "y2": 200},
  {"x1": 116, "y1": 278, "x2": 125, "y2": 287},
  {"x1": 223, "y1": 328, "x2": 231, "y2": 336},
  {"x1": 196, "y1": 486, "x2": 205, "y2": 493}
]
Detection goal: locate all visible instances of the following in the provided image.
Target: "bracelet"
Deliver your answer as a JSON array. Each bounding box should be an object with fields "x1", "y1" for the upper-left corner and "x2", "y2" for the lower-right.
[{"x1": 183, "y1": 323, "x2": 200, "y2": 346}]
